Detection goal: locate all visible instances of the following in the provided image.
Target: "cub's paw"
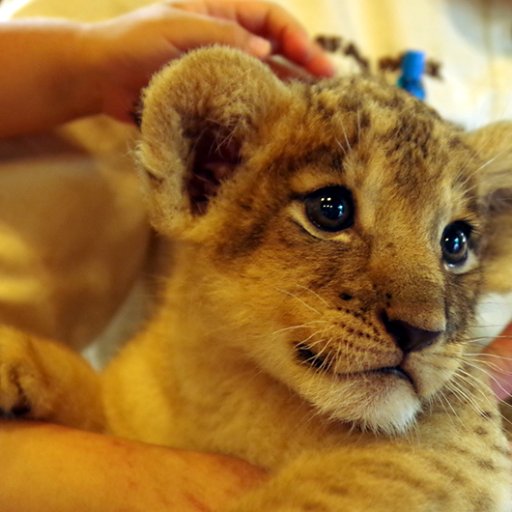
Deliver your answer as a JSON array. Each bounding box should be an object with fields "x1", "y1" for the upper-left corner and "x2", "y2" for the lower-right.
[{"x1": 0, "y1": 326, "x2": 55, "y2": 420}]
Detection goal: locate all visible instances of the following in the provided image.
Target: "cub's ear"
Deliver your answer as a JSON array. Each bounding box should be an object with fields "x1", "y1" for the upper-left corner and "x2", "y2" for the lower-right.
[
  {"x1": 465, "y1": 122, "x2": 512, "y2": 293},
  {"x1": 136, "y1": 46, "x2": 289, "y2": 236}
]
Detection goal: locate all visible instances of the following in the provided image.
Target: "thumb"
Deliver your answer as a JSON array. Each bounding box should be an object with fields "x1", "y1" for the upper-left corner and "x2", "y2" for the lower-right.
[{"x1": 171, "y1": 17, "x2": 272, "y2": 59}]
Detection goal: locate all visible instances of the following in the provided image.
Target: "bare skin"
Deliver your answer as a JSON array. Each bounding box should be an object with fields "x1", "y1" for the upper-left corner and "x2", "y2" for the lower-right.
[
  {"x1": 0, "y1": 420, "x2": 267, "y2": 512},
  {"x1": 0, "y1": 1, "x2": 334, "y2": 137}
]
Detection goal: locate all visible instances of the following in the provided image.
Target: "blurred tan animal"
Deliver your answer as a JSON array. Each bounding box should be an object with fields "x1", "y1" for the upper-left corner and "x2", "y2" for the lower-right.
[{"x1": 1, "y1": 47, "x2": 512, "y2": 510}]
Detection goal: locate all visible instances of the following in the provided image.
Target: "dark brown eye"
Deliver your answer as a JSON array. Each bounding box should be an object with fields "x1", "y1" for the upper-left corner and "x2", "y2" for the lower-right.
[
  {"x1": 441, "y1": 221, "x2": 472, "y2": 266},
  {"x1": 305, "y1": 186, "x2": 354, "y2": 232}
]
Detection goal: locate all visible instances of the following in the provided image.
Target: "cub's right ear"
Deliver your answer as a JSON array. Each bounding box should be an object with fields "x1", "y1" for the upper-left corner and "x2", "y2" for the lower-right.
[
  {"x1": 136, "y1": 46, "x2": 290, "y2": 237},
  {"x1": 464, "y1": 122, "x2": 512, "y2": 293}
]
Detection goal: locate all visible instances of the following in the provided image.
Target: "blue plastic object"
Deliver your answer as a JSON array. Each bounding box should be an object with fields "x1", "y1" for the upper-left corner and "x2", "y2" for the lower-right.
[{"x1": 397, "y1": 50, "x2": 426, "y2": 101}]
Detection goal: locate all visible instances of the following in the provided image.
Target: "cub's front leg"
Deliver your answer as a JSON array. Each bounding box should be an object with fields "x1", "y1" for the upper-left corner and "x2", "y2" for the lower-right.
[{"x1": 0, "y1": 325, "x2": 104, "y2": 430}]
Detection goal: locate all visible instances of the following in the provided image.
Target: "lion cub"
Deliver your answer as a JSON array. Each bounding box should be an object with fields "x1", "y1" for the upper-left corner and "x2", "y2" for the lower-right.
[{"x1": 1, "y1": 47, "x2": 512, "y2": 510}]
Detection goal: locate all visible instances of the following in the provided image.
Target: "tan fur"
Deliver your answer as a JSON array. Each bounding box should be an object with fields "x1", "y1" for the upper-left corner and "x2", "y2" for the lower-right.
[{"x1": 2, "y1": 48, "x2": 512, "y2": 510}]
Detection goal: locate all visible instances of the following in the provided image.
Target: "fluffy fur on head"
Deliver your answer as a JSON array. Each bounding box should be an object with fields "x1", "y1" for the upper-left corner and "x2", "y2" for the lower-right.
[{"x1": 136, "y1": 47, "x2": 512, "y2": 435}]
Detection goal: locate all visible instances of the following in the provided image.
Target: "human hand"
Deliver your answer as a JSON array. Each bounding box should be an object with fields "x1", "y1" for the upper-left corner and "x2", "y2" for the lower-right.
[{"x1": 83, "y1": 1, "x2": 334, "y2": 123}]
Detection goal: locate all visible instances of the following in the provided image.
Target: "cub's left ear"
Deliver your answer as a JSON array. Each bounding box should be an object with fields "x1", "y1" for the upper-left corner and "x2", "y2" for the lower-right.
[{"x1": 465, "y1": 122, "x2": 512, "y2": 293}]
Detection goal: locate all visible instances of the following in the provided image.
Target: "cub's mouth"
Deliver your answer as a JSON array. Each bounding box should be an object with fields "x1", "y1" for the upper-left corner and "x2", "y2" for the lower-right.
[
  {"x1": 295, "y1": 342, "x2": 416, "y2": 390},
  {"x1": 291, "y1": 339, "x2": 428, "y2": 434}
]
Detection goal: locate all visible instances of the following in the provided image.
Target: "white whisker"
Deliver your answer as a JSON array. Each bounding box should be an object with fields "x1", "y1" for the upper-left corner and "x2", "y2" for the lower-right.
[
  {"x1": 293, "y1": 284, "x2": 332, "y2": 308},
  {"x1": 274, "y1": 287, "x2": 322, "y2": 316}
]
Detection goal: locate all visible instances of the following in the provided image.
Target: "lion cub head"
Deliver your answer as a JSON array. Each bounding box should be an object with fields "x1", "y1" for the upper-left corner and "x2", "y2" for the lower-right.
[{"x1": 137, "y1": 47, "x2": 512, "y2": 434}]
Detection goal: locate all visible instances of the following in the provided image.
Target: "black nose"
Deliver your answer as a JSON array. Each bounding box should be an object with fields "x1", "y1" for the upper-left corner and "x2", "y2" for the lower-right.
[{"x1": 380, "y1": 312, "x2": 442, "y2": 354}]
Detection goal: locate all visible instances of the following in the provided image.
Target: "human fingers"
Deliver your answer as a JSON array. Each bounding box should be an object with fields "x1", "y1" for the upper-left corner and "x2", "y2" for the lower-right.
[
  {"x1": 482, "y1": 323, "x2": 512, "y2": 400},
  {"x1": 170, "y1": 1, "x2": 334, "y2": 76},
  {"x1": 87, "y1": 5, "x2": 276, "y2": 122},
  {"x1": 160, "y1": 13, "x2": 272, "y2": 58}
]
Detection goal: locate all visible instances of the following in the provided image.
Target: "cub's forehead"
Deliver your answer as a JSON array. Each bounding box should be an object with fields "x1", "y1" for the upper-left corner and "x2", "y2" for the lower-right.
[{"x1": 253, "y1": 77, "x2": 477, "y2": 206}]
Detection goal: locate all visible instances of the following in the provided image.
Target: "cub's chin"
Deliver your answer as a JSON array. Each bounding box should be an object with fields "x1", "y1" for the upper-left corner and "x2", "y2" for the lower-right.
[
  {"x1": 292, "y1": 368, "x2": 423, "y2": 435},
  {"x1": 275, "y1": 338, "x2": 464, "y2": 435}
]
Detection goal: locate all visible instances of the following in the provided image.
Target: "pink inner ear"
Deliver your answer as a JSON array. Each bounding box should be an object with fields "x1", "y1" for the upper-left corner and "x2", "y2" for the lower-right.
[{"x1": 186, "y1": 128, "x2": 241, "y2": 215}]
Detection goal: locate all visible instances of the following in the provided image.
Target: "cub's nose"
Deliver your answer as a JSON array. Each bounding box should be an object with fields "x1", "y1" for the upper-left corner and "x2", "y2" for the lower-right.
[{"x1": 380, "y1": 312, "x2": 443, "y2": 354}]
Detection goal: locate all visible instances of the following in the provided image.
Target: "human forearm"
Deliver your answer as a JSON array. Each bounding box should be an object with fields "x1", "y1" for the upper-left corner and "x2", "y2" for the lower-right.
[{"x1": 0, "y1": 421, "x2": 266, "y2": 512}]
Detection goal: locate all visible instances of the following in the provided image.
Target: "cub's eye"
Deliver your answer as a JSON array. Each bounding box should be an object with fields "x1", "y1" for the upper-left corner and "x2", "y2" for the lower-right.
[
  {"x1": 304, "y1": 186, "x2": 354, "y2": 232},
  {"x1": 441, "y1": 221, "x2": 472, "y2": 266}
]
